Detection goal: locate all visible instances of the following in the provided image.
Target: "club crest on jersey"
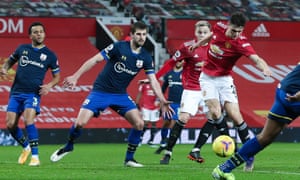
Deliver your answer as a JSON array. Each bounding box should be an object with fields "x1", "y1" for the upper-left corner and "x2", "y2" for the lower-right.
[
  {"x1": 40, "y1": 53, "x2": 47, "y2": 61},
  {"x1": 136, "y1": 60, "x2": 143, "y2": 68},
  {"x1": 225, "y1": 41, "x2": 231, "y2": 49}
]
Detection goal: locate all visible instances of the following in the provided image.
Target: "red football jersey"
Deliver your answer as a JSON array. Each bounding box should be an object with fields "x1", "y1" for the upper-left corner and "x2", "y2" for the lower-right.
[
  {"x1": 157, "y1": 39, "x2": 208, "y2": 90},
  {"x1": 203, "y1": 22, "x2": 256, "y2": 76},
  {"x1": 138, "y1": 83, "x2": 158, "y2": 110}
]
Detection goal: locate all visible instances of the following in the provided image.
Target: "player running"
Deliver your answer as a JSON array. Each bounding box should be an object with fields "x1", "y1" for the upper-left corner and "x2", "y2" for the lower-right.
[
  {"x1": 191, "y1": 12, "x2": 272, "y2": 173},
  {"x1": 156, "y1": 20, "x2": 230, "y2": 164},
  {"x1": 50, "y1": 21, "x2": 173, "y2": 167}
]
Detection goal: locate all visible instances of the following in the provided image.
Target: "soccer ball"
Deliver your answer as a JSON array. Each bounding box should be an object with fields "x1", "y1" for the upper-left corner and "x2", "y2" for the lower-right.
[{"x1": 212, "y1": 135, "x2": 235, "y2": 157}]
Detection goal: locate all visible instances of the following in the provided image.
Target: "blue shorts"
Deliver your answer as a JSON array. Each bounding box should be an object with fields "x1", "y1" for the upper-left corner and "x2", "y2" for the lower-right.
[
  {"x1": 82, "y1": 91, "x2": 136, "y2": 117},
  {"x1": 268, "y1": 88, "x2": 300, "y2": 124},
  {"x1": 164, "y1": 103, "x2": 180, "y2": 121},
  {"x1": 7, "y1": 93, "x2": 41, "y2": 114}
]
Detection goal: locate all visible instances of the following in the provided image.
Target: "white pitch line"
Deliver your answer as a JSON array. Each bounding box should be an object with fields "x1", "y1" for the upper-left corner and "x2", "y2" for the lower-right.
[{"x1": 254, "y1": 170, "x2": 300, "y2": 176}]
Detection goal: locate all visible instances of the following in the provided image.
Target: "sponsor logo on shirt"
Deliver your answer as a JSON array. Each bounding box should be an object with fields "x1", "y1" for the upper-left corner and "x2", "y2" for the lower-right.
[
  {"x1": 20, "y1": 56, "x2": 44, "y2": 68},
  {"x1": 114, "y1": 62, "x2": 137, "y2": 75}
]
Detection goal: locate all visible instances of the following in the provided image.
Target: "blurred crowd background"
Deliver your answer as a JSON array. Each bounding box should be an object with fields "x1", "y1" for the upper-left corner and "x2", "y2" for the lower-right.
[{"x1": 1, "y1": 0, "x2": 300, "y2": 42}]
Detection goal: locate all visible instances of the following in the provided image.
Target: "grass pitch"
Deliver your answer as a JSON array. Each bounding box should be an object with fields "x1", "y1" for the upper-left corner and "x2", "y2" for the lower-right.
[{"x1": 1, "y1": 143, "x2": 300, "y2": 180}]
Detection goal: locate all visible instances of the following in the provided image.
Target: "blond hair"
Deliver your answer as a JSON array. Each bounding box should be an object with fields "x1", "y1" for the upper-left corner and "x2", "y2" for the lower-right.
[{"x1": 195, "y1": 20, "x2": 211, "y2": 29}]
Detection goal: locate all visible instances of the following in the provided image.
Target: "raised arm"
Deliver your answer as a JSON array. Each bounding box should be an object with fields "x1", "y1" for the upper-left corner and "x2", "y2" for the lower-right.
[
  {"x1": 189, "y1": 32, "x2": 213, "y2": 51},
  {"x1": 249, "y1": 54, "x2": 272, "y2": 77},
  {"x1": 63, "y1": 53, "x2": 104, "y2": 89},
  {"x1": 156, "y1": 59, "x2": 176, "y2": 79}
]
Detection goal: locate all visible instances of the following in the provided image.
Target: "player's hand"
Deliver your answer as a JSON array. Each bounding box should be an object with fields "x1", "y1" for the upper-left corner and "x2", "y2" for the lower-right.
[
  {"x1": 189, "y1": 32, "x2": 212, "y2": 51},
  {"x1": 39, "y1": 84, "x2": 52, "y2": 95},
  {"x1": 286, "y1": 92, "x2": 300, "y2": 102},
  {"x1": 160, "y1": 101, "x2": 175, "y2": 119},
  {"x1": 63, "y1": 75, "x2": 78, "y2": 89},
  {"x1": 189, "y1": 43, "x2": 199, "y2": 52},
  {"x1": 263, "y1": 68, "x2": 272, "y2": 77},
  {"x1": 0, "y1": 68, "x2": 7, "y2": 78}
]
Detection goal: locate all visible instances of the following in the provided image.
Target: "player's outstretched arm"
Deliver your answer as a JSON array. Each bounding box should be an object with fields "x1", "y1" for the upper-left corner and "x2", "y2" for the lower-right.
[
  {"x1": 249, "y1": 54, "x2": 272, "y2": 77},
  {"x1": 189, "y1": 32, "x2": 213, "y2": 51},
  {"x1": 63, "y1": 53, "x2": 104, "y2": 89},
  {"x1": 156, "y1": 59, "x2": 176, "y2": 79},
  {"x1": 147, "y1": 73, "x2": 174, "y2": 119}
]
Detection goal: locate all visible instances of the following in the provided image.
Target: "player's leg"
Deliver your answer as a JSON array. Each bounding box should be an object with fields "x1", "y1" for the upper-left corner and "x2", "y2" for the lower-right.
[
  {"x1": 188, "y1": 98, "x2": 222, "y2": 163},
  {"x1": 51, "y1": 91, "x2": 102, "y2": 162},
  {"x1": 111, "y1": 93, "x2": 144, "y2": 167},
  {"x1": 147, "y1": 109, "x2": 160, "y2": 145},
  {"x1": 140, "y1": 108, "x2": 150, "y2": 145},
  {"x1": 188, "y1": 119, "x2": 214, "y2": 163},
  {"x1": 224, "y1": 102, "x2": 255, "y2": 171},
  {"x1": 220, "y1": 79, "x2": 252, "y2": 145},
  {"x1": 124, "y1": 108, "x2": 144, "y2": 167},
  {"x1": 23, "y1": 108, "x2": 40, "y2": 166},
  {"x1": 50, "y1": 108, "x2": 94, "y2": 162},
  {"x1": 219, "y1": 76, "x2": 255, "y2": 172},
  {"x1": 155, "y1": 119, "x2": 172, "y2": 154},
  {"x1": 225, "y1": 103, "x2": 252, "y2": 143},
  {"x1": 215, "y1": 112, "x2": 230, "y2": 136},
  {"x1": 20, "y1": 94, "x2": 42, "y2": 166},
  {"x1": 148, "y1": 122, "x2": 156, "y2": 145},
  {"x1": 6, "y1": 111, "x2": 31, "y2": 165},
  {"x1": 212, "y1": 87, "x2": 295, "y2": 179},
  {"x1": 156, "y1": 103, "x2": 178, "y2": 154},
  {"x1": 6, "y1": 95, "x2": 31, "y2": 165},
  {"x1": 160, "y1": 113, "x2": 186, "y2": 164},
  {"x1": 161, "y1": 90, "x2": 205, "y2": 164},
  {"x1": 188, "y1": 76, "x2": 225, "y2": 163},
  {"x1": 213, "y1": 118, "x2": 285, "y2": 180},
  {"x1": 140, "y1": 122, "x2": 148, "y2": 145}
]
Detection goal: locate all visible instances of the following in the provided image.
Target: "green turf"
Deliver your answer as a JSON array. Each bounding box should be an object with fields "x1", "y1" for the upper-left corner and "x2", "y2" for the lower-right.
[{"x1": 1, "y1": 143, "x2": 300, "y2": 180}]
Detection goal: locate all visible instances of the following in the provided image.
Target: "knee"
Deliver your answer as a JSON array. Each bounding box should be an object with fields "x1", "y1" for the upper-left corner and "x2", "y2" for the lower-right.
[
  {"x1": 74, "y1": 120, "x2": 86, "y2": 128},
  {"x1": 179, "y1": 113, "x2": 190, "y2": 123},
  {"x1": 134, "y1": 120, "x2": 144, "y2": 130},
  {"x1": 6, "y1": 118, "x2": 15, "y2": 129},
  {"x1": 256, "y1": 133, "x2": 271, "y2": 147},
  {"x1": 208, "y1": 107, "x2": 222, "y2": 119}
]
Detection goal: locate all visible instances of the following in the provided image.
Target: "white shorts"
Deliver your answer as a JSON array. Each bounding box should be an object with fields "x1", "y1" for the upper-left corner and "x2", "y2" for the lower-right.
[
  {"x1": 180, "y1": 89, "x2": 207, "y2": 116},
  {"x1": 199, "y1": 72, "x2": 238, "y2": 103},
  {"x1": 141, "y1": 108, "x2": 160, "y2": 122}
]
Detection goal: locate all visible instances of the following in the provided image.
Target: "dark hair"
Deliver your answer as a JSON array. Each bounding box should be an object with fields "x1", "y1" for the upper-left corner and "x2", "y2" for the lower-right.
[
  {"x1": 130, "y1": 21, "x2": 148, "y2": 34},
  {"x1": 28, "y1": 22, "x2": 45, "y2": 35},
  {"x1": 229, "y1": 12, "x2": 247, "y2": 27}
]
